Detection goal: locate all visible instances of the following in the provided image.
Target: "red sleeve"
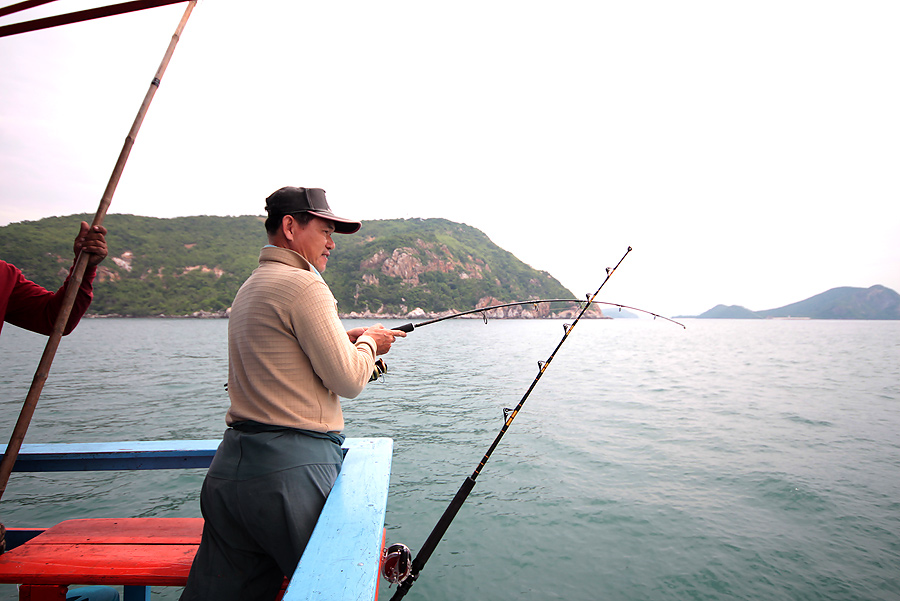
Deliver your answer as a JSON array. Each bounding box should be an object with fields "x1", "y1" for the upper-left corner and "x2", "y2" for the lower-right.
[{"x1": 1, "y1": 260, "x2": 97, "y2": 336}]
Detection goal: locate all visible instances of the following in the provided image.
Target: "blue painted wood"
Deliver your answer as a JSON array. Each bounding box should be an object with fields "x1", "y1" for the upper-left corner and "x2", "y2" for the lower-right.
[
  {"x1": 3, "y1": 438, "x2": 393, "y2": 600},
  {"x1": 1, "y1": 440, "x2": 221, "y2": 471},
  {"x1": 123, "y1": 585, "x2": 151, "y2": 601},
  {"x1": 4, "y1": 529, "x2": 46, "y2": 551},
  {"x1": 284, "y1": 437, "x2": 393, "y2": 601}
]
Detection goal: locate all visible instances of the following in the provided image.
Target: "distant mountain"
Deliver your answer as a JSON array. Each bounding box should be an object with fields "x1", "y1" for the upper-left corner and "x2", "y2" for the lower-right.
[
  {"x1": 692, "y1": 285, "x2": 900, "y2": 320},
  {"x1": 758, "y1": 285, "x2": 900, "y2": 320},
  {"x1": 0, "y1": 214, "x2": 592, "y2": 319},
  {"x1": 695, "y1": 304, "x2": 763, "y2": 319}
]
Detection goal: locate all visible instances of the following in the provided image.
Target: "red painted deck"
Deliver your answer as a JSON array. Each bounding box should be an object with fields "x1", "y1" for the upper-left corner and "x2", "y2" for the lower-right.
[{"x1": 0, "y1": 518, "x2": 203, "y2": 598}]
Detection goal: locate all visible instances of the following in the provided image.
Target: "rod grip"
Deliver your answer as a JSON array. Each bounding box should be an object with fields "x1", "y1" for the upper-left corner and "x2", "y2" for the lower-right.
[
  {"x1": 413, "y1": 476, "x2": 476, "y2": 572},
  {"x1": 396, "y1": 323, "x2": 415, "y2": 333},
  {"x1": 390, "y1": 475, "x2": 477, "y2": 601}
]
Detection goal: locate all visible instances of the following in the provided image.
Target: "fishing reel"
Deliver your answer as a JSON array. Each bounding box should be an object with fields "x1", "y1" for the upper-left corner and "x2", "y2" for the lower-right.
[
  {"x1": 369, "y1": 358, "x2": 388, "y2": 382},
  {"x1": 381, "y1": 542, "x2": 412, "y2": 585}
]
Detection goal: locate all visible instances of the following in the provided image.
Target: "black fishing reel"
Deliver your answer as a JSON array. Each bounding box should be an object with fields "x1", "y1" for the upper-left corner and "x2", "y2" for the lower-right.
[
  {"x1": 369, "y1": 358, "x2": 388, "y2": 382},
  {"x1": 381, "y1": 542, "x2": 412, "y2": 585}
]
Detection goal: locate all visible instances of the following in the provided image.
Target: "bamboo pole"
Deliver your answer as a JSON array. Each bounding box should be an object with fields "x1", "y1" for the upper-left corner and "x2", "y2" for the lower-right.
[{"x1": 0, "y1": 0, "x2": 197, "y2": 501}]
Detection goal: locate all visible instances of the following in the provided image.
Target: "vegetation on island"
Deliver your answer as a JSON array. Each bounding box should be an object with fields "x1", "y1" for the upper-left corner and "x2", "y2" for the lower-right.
[
  {"x1": 9, "y1": 215, "x2": 894, "y2": 320},
  {"x1": 0, "y1": 214, "x2": 575, "y2": 318},
  {"x1": 326, "y1": 217, "x2": 573, "y2": 315}
]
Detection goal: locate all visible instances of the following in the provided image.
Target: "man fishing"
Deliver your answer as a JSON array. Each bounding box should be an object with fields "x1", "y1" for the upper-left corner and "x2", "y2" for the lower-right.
[{"x1": 180, "y1": 187, "x2": 405, "y2": 601}]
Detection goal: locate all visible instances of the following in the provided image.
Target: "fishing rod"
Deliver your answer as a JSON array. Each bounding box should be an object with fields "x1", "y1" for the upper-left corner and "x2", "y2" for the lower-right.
[
  {"x1": 385, "y1": 246, "x2": 652, "y2": 600},
  {"x1": 395, "y1": 299, "x2": 685, "y2": 331},
  {"x1": 371, "y1": 297, "x2": 682, "y2": 383}
]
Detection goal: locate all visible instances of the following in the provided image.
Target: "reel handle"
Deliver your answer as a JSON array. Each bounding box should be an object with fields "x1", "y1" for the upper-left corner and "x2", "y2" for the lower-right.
[{"x1": 368, "y1": 358, "x2": 388, "y2": 382}]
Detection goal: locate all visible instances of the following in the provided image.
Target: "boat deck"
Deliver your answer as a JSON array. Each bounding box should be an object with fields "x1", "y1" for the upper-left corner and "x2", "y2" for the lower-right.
[{"x1": 0, "y1": 437, "x2": 392, "y2": 601}]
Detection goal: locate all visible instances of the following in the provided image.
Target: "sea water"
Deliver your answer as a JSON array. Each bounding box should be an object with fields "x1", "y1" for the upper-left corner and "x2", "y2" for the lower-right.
[{"x1": 1, "y1": 318, "x2": 898, "y2": 600}]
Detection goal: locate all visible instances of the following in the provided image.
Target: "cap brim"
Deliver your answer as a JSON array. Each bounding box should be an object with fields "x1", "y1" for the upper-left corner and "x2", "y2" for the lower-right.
[{"x1": 308, "y1": 210, "x2": 361, "y2": 234}]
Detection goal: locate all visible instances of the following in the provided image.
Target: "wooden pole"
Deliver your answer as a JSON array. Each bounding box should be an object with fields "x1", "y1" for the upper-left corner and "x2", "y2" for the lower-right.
[{"x1": 0, "y1": 0, "x2": 197, "y2": 501}]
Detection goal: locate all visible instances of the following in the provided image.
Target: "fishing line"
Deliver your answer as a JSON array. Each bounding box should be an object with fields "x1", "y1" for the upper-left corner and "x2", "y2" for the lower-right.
[
  {"x1": 384, "y1": 246, "x2": 678, "y2": 600},
  {"x1": 396, "y1": 298, "x2": 685, "y2": 331},
  {"x1": 373, "y1": 284, "x2": 684, "y2": 382}
]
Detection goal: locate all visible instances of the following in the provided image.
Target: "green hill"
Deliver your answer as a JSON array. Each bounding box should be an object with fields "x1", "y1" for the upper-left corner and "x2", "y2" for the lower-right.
[
  {"x1": 326, "y1": 217, "x2": 573, "y2": 315},
  {"x1": 0, "y1": 214, "x2": 576, "y2": 318}
]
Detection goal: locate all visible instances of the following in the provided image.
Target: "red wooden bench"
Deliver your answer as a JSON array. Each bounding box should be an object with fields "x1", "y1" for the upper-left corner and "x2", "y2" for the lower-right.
[
  {"x1": 0, "y1": 518, "x2": 203, "y2": 600},
  {"x1": 0, "y1": 518, "x2": 295, "y2": 601}
]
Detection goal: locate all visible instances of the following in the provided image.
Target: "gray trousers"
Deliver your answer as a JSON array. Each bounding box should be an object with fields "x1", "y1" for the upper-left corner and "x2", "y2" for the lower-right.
[{"x1": 180, "y1": 427, "x2": 344, "y2": 601}]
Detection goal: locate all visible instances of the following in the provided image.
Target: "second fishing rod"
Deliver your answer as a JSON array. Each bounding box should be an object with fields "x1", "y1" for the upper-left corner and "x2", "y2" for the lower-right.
[{"x1": 385, "y1": 246, "x2": 634, "y2": 600}]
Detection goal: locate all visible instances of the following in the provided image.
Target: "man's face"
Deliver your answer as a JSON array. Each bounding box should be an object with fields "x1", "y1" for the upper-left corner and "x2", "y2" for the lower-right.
[{"x1": 288, "y1": 215, "x2": 336, "y2": 272}]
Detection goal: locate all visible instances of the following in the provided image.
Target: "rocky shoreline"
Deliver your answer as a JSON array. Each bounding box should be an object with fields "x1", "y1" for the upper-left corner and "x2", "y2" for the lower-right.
[{"x1": 86, "y1": 304, "x2": 608, "y2": 321}]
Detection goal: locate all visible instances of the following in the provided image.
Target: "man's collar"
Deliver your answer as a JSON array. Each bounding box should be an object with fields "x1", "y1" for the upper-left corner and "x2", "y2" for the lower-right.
[{"x1": 260, "y1": 246, "x2": 323, "y2": 278}]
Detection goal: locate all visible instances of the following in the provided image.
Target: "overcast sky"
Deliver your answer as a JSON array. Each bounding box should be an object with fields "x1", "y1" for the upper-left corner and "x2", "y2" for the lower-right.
[{"x1": 1, "y1": 0, "x2": 898, "y2": 317}]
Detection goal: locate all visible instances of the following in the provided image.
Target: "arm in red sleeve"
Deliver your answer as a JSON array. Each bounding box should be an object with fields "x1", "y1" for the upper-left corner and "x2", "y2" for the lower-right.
[{"x1": 0, "y1": 260, "x2": 97, "y2": 337}]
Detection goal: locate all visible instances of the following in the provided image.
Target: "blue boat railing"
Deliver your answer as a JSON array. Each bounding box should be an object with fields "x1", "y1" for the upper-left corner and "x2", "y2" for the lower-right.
[{"x1": 2, "y1": 437, "x2": 393, "y2": 601}]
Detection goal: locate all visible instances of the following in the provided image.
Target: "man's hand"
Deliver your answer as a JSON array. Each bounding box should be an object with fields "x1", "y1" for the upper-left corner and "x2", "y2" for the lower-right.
[
  {"x1": 361, "y1": 324, "x2": 406, "y2": 355},
  {"x1": 74, "y1": 221, "x2": 108, "y2": 267},
  {"x1": 346, "y1": 327, "x2": 367, "y2": 343}
]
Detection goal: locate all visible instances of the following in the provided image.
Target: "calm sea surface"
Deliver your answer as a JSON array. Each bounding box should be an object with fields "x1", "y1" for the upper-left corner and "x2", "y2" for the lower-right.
[{"x1": 1, "y1": 318, "x2": 898, "y2": 600}]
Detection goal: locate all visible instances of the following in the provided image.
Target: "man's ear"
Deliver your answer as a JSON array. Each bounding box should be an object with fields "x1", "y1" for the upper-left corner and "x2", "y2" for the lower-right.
[{"x1": 281, "y1": 214, "x2": 295, "y2": 242}]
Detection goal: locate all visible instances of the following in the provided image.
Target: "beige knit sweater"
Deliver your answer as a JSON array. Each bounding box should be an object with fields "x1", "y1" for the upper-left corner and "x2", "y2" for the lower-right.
[{"x1": 225, "y1": 247, "x2": 377, "y2": 433}]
